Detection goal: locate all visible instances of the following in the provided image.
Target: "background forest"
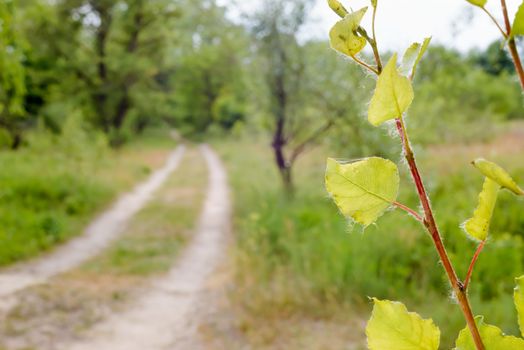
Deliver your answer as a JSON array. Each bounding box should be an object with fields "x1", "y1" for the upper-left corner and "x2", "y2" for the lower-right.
[{"x1": 0, "y1": 0, "x2": 523, "y2": 349}]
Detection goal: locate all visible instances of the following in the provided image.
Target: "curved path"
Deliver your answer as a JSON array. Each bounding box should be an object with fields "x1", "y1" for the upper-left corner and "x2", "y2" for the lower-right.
[
  {"x1": 0, "y1": 146, "x2": 186, "y2": 298},
  {"x1": 65, "y1": 145, "x2": 230, "y2": 350}
]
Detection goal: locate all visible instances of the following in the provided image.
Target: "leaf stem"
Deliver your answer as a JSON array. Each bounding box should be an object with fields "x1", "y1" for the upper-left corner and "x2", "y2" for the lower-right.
[
  {"x1": 357, "y1": 27, "x2": 382, "y2": 74},
  {"x1": 351, "y1": 55, "x2": 379, "y2": 75},
  {"x1": 393, "y1": 201, "x2": 423, "y2": 222},
  {"x1": 394, "y1": 118, "x2": 485, "y2": 350},
  {"x1": 464, "y1": 240, "x2": 486, "y2": 291},
  {"x1": 371, "y1": 5, "x2": 382, "y2": 73},
  {"x1": 500, "y1": 0, "x2": 524, "y2": 90},
  {"x1": 481, "y1": 7, "x2": 508, "y2": 38}
]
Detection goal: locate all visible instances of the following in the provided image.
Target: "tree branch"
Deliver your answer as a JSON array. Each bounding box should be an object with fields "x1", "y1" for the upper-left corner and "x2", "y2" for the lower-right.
[
  {"x1": 500, "y1": 0, "x2": 524, "y2": 90},
  {"x1": 395, "y1": 117, "x2": 485, "y2": 350},
  {"x1": 289, "y1": 120, "x2": 334, "y2": 165},
  {"x1": 464, "y1": 240, "x2": 486, "y2": 291}
]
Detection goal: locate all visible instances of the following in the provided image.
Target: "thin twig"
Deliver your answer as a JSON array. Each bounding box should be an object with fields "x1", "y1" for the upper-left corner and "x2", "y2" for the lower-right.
[
  {"x1": 371, "y1": 4, "x2": 380, "y2": 69},
  {"x1": 481, "y1": 7, "x2": 508, "y2": 38},
  {"x1": 351, "y1": 55, "x2": 379, "y2": 75},
  {"x1": 464, "y1": 240, "x2": 486, "y2": 291},
  {"x1": 393, "y1": 201, "x2": 423, "y2": 222},
  {"x1": 357, "y1": 27, "x2": 382, "y2": 74}
]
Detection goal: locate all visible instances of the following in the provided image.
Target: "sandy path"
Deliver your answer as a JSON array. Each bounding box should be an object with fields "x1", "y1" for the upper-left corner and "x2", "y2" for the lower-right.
[
  {"x1": 0, "y1": 146, "x2": 186, "y2": 298},
  {"x1": 65, "y1": 145, "x2": 230, "y2": 350}
]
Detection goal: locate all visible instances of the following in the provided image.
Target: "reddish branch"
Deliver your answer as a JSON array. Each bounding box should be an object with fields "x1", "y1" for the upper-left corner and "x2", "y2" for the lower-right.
[
  {"x1": 464, "y1": 240, "x2": 487, "y2": 291},
  {"x1": 395, "y1": 118, "x2": 485, "y2": 350},
  {"x1": 393, "y1": 201, "x2": 423, "y2": 222},
  {"x1": 500, "y1": 0, "x2": 524, "y2": 90}
]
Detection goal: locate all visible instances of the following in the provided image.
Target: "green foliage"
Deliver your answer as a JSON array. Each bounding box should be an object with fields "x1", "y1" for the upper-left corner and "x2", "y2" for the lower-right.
[
  {"x1": 366, "y1": 299, "x2": 440, "y2": 350},
  {"x1": 455, "y1": 317, "x2": 524, "y2": 349},
  {"x1": 466, "y1": 0, "x2": 487, "y2": 7},
  {"x1": 0, "y1": 0, "x2": 27, "y2": 146},
  {"x1": 329, "y1": 7, "x2": 368, "y2": 57},
  {"x1": 400, "y1": 37, "x2": 431, "y2": 78},
  {"x1": 171, "y1": 1, "x2": 247, "y2": 136},
  {"x1": 327, "y1": 0, "x2": 349, "y2": 18},
  {"x1": 515, "y1": 276, "x2": 524, "y2": 337},
  {"x1": 325, "y1": 157, "x2": 399, "y2": 226},
  {"x1": 512, "y1": 1, "x2": 524, "y2": 38},
  {"x1": 472, "y1": 158, "x2": 524, "y2": 195},
  {"x1": 463, "y1": 178, "x2": 500, "y2": 241},
  {"x1": 368, "y1": 54, "x2": 414, "y2": 126},
  {"x1": 410, "y1": 46, "x2": 521, "y2": 144},
  {"x1": 0, "y1": 126, "x2": 174, "y2": 265}
]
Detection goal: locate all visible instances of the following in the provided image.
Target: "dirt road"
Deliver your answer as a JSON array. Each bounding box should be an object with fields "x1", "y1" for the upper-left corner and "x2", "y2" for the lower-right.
[{"x1": 64, "y1": 145, "x2": 230, "y2": 350}]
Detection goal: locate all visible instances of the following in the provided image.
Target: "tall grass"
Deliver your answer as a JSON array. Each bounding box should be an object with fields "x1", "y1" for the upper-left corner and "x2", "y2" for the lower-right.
[
  {"x1": 0, "y1": 123, "x2": 176, "y2": 266},
  {"x1": 216, "y1": 136, "x2": 524, "y2": 348}
]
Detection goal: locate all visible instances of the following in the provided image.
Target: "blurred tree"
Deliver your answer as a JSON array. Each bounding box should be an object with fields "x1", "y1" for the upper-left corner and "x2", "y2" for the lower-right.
[
  {"x1": 251, "y1": 0, "x2": 368, "y2": 193},
  {"x1": 0, "y1": 0, "x2": 28, "y2": 148},
  {"x1": 411, "y1": 45, "x2": 522, "y2": 144},
  {"x1": 19, "y1": 0, "x2": 180, "y2": 146},
  {"x1": 170, "y1": 0, "x2": 248, "y2": 136},
  {"x1": 472, "y1": 40, "x2": 515, "y2": 76}
]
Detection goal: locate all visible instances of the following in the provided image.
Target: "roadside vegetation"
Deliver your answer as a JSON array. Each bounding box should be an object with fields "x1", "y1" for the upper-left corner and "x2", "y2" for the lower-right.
[
  {"x1": 0, "y1": 125, "x2": 175, "y2": 266},
  {"x1": 0, "y1": 146, "x2": 208, "y2": 349},
  {"x1": 215, "y1": 121, "x2": 524, "y2": 348}
]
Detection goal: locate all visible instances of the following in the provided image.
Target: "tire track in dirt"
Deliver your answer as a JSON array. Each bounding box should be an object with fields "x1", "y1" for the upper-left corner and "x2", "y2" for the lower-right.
[
  {"x1": 64, "y1": 145, "x2": 230, "y2": 350},
  {"x1": 0, "y1": 146, "x2": 186, "y2": 299}
]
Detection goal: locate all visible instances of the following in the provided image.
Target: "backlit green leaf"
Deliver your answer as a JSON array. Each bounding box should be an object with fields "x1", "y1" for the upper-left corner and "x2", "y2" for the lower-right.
[
  {"x1": 368, "y1": 54, "x2": 414, "y2": 126},
  {"x1": 512, "y1": 1, "x2": 524, "y2": 37},
  {"x1": 366, "y1": 299, "x2": 440, "y2": 350},
  {"x1": 327, "y1": 0, "x2": 349, "y2": 18},
  {"x1": 325, "y1": 157, "x2": 399, "y2": 226},
  {"x1": 329, "y1": 7, "x2": 368, "y2": 57},
  {"x1": 515, "y1": 275, "x2": 524, "y2": 337},
  {"x1": 466, "y1": 0, "x2": 487, "y2": 7},
  {"x1": 472, "y1": 158, "x2": 524, "y2": 195},
  {"x1": 455, "y1": 316, "x2": 524, "y2": 349},
  {"x1": 400, "y1": 37, "x2": 431, "y2": 78},
  {"x1": 463, "y1": 178, "x2": 500, "y2": 241},
  {"x1": 371, "y1": 0, "x2": 377, "y2": 8}
]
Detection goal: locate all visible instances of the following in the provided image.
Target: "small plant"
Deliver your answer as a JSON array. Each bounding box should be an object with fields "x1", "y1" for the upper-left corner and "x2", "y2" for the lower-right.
[{"x1": 324, "y1": 1, "x2": 524, "y2": 349}]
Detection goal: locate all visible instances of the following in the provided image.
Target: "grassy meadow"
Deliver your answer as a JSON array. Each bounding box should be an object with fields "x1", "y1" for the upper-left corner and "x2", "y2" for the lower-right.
[
  {"x1": 0, "y1": 126, "x2": 177, "y2": 266},
  {"x1": 215, "y1": 123, "x2": 524, "y2": 349}
]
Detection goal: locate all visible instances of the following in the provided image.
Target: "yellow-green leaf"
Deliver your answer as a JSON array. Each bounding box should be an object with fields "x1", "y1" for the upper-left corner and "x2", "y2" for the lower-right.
[
  {"x1": 512, "y1": 1, "x2": 524, "y2": 37},
  {"x1": 463, "y1": 178, "x2": 500, "y2": 241},
  {"x1": 455, "y1": 316, "x2": 524, "y2": 349},
  {"x1": 400, "y1": 37, "x2": 431, "y2": 78},
  {"x1": 466, "y1": 0, "x2": 487, "y2": 7},
  {"x1": 366, "y1": 299, "x2": 440, "y2": 350},
  {"x1": 325, "y1": 157, "x2": 399, "y2": 226},
  {"x1": 329, "y1": 7, "x2": 368, "y2": 57},
  {"x1": 472, "y1": 158, "x2": 524, "y2": 195},
  {"x1": 368, "y1": 54, "x2": 414, "y2": 126},
  {"x1": 327, "y1": 0, "x2": 349, "y2": 18},
  {"x1": 371, "y1": 0, "x2": 377, "y2": 8},
  {"x1": 515, "y1": 275, "x2": 524, "y2": 337}
]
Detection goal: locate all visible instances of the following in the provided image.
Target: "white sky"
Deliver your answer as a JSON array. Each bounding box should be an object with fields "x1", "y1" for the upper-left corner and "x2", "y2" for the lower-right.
[{"x1": 223, "y1": 0, "x2": 522, "y2": 52}]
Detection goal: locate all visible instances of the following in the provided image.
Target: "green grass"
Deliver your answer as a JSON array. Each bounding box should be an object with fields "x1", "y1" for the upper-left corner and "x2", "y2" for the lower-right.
[
  {"x1": 215, "y1": 133, "x2": 524, "y2": 349},
  {"x1": 0, "y1": 127, "x2": 176, "y2": 266}
]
